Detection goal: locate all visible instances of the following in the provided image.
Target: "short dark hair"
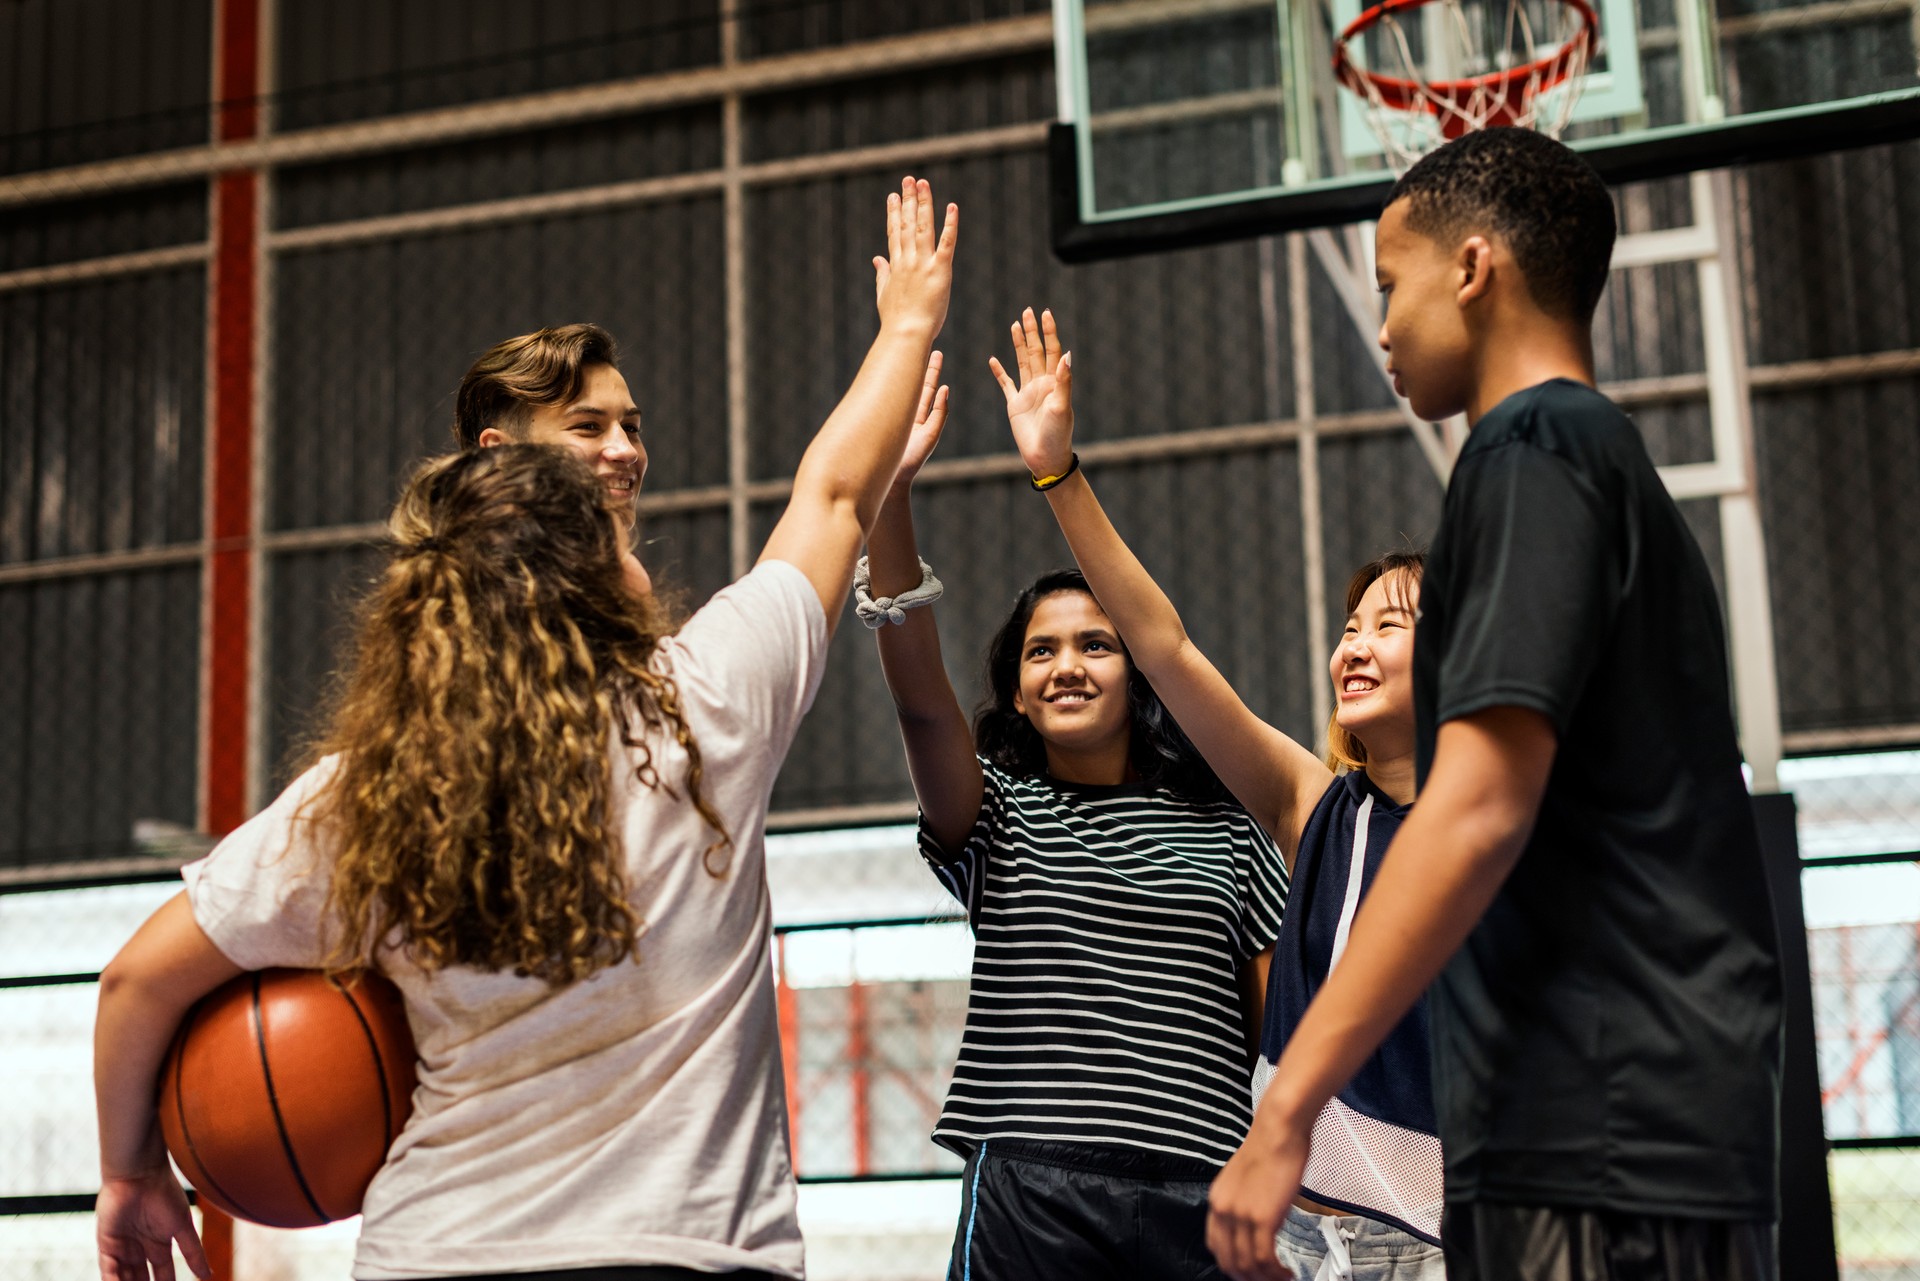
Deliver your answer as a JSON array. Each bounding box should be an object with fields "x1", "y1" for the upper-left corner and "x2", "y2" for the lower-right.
[
  {"x1": 452, "y1": 323, "x2": 620, "y2": 449},
  {"x1": 1384, "y1": 129, "x2": 1616, "y2": 320},
  {"x1": 973, "y1": 568, "x2": 1229, "y2": 804}
]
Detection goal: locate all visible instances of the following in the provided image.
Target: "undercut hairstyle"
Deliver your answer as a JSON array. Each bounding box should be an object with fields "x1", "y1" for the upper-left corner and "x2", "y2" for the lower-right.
[
  {"x1": 974, "y1": 568, "x2": 1230, "y2": 804},
  {"x1": 1385, "y1": 129, "x2": 1617, "y2": 321},
  {"x1": 452, "y1": 323, "x2": 620, "y2": 449},
  {"x1": 301, "y1": 444, "x2": 726, "y2": 987},
  {"x1": 1326, "y1": 549, "x2": 1426, "y2": 773}
]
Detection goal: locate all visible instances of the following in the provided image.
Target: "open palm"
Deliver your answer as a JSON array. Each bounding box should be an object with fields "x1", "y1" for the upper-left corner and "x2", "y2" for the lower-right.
[{"x1": 990, "y1": 307, "x2": 1074, "y2": 479}]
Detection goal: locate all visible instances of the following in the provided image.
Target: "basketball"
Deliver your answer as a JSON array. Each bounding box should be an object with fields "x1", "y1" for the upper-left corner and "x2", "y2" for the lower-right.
[{"x1": 156, "y1": 968, "x2": 417, "y2": 1228}]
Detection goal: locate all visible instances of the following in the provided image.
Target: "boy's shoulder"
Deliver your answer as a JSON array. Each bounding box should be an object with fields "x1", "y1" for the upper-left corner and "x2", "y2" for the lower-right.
[
  {"x1": 1470, "y1": 378, "x2": 1635, "y2": 454},
  {"x1": 1461, "y1": 378, "x2": 1649, "y2": 488}
]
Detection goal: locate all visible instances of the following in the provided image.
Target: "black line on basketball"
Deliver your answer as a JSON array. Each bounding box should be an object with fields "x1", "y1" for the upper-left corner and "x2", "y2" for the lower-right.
[
  {"x1": 252, "y1": 972, "x2": 329, "y2": 1225},
  {"x1": 338, "y1": 978, "x2": 393, "y2": 1141},
  {"x1": 171, "y1": 999, "x2": 264, "y2": 1225}
]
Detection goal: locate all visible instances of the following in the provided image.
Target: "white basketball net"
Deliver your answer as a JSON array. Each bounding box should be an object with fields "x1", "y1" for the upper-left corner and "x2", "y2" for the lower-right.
[{"x1": 1334, "y1": 0, "x2": 1597, "y2": 171}]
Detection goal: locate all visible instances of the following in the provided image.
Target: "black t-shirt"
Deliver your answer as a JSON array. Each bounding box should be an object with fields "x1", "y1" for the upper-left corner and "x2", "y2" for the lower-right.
[{"x1": 1414, "y1": 378, "x2": 1782, "y2": 1218}]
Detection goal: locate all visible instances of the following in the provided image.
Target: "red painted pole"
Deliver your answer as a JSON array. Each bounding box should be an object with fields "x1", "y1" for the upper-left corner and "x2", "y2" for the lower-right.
[
  {"x1": 201, "y1": 0, "x2": 259, "y2": 843},
  {"x1": 848, "y1": 979, "x2": 870, "y2": 1177},
  {"x1": 198, "y1": 0, "x2": 260, "y2": 1274}
]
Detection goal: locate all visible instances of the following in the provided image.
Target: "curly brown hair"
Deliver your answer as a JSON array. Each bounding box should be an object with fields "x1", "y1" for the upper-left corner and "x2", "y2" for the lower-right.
[{"x1": 302, "y1": 444, "x2": 726, "y2": 985}]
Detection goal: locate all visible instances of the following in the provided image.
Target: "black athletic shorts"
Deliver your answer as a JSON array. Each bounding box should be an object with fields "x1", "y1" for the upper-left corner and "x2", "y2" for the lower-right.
[
  {"x1": 948, "y1": 1138, "x2": 1225, "y2": 1281},
  {"x1": 1442, "y1": 1202, "x2": 1779, "y2": 1281}
]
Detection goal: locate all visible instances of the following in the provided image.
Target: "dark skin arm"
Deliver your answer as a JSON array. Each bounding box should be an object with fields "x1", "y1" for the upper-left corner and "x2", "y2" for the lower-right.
[{"x1": 1206, "y1": 706, "x2": 1558, "y2": 1280}]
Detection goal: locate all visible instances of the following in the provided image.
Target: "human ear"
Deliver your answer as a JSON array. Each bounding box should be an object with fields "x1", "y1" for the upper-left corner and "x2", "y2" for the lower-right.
[
  {"x1": 476, "y1": 426, "x2": 510, "y2": 448},
  {"x1": 1457, "y1": 236, "x2": 1494, "y2": 306}
]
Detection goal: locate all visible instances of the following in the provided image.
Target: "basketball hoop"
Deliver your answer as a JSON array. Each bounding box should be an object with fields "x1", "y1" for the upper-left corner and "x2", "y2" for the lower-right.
[{"x1": 1333, "y1": 0, "x2": 1599, "y2": 169}]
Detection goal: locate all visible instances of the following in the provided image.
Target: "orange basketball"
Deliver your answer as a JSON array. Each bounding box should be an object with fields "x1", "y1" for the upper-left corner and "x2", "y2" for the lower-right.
[{"x1": 157, "y1": 968, "x2": 417, "y2": 1228}]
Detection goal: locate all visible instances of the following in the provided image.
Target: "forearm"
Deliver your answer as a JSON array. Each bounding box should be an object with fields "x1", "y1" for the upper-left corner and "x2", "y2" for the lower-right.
[
  {"x1": 1252, "y1": 721, "x2": 1544, "y2": 1137},
  {"x1": 1042, "y1": 469, "x2": 1192, "y2": 670},
  {"x1": 94, "y1": 967, "x2": 195, "y2": 1178},
  {"x1": 94, "y1": 892, "x2": 244, "y2": 1181},
  {"x1": 869, "y1": 487, "x2": 961, "y2": 722},
  {"x1": 791, "y1": 320, "x2": 938, "y2": 535}
]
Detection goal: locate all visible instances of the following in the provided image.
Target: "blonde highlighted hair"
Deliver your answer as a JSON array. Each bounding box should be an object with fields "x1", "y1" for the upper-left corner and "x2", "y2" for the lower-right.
[
  {"x1": 303, "y1": 444, "x2": 725, "y2": 985},
  {"x1": 1325, "y1": 550, "x2": 1426, "y2": 772}
]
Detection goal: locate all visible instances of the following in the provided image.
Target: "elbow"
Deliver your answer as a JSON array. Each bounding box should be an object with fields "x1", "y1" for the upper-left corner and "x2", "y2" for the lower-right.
[{"x1": 96, "y1": 950, "x2": 163, "y2": 1017}]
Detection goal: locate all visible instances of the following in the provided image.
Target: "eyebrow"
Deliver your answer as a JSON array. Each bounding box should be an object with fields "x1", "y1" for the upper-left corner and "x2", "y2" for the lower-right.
[
  {"x1": 1026, "y1": 628, "x2": 1117, "y2": 646},
  {"x1": 565, "y1": 402, "x2": 642, "y2": 419},
  {"x1": 1347, "y1": 604, "x2": 1413, "y2": 623}
]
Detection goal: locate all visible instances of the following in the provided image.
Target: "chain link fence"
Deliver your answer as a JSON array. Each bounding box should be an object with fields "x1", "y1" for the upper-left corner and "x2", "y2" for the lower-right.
[{"x1": 4, "y1": 0, "x2": 1920, "y2": 1277}]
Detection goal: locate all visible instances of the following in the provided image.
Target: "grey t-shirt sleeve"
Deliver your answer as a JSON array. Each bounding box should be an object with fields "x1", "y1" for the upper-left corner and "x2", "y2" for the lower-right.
[
  {"x1": 667, "y1": 559, "x2": 831, "y2": 759},
  {"x1": 1432, "y1": 440, "x2": 1625, "y2": 736},
  {"x1": 181, "y1": 757, "x2": 346, "y2": 971}
]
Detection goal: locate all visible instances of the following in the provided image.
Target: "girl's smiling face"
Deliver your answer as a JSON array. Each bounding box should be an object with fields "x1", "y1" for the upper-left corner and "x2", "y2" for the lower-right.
[
  {"x1": 1330, "y1": 570, "x2": 1420, "y2": 759},
  {"x1": 1012, "y1": 590, "x2": 1134, "y2": 756}
]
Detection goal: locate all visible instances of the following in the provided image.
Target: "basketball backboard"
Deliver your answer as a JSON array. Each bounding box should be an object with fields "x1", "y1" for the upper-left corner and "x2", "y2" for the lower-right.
[{"x1": 1051, "y1": 0, "x2": 1920, "y2": 260}]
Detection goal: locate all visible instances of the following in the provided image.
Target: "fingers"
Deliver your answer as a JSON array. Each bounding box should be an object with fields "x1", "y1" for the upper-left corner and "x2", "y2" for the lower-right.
[
  {"x1": 1217, "y1": 1209, "x2": 1290, "y2": 1281},
  {"x1": 176, "y1": 1223, "x2": 212, "y2": 1281},
  {"x1": 886, "y1": 189, "x2": 902, "y2": 263},
  {"x1": 936, "y1": 201, "x2": 959, "y2": 260},
  {"x1": 915, "y1": 351, "x2": 944, "y2": 424},
  {"x1": 900, "y1": 176, "x2": 921, "y2": 258},
  {"x1": 927, "y1": 384, "x2": 951, "y2": 431},
  {"x1": 915, "y1": 177, "x2": 934, "y2": 245},
  {"x1": 97, "y1": 1246, "x2": 139, "y2": 1281},
  {"x1": 1207, "y1": 1207, "x2": 1245, "y2": 1281},
  {"x1": 1008, "y1": 321, "x2": 1031, "y2": 383},
  {"x1": 988, "y1": 355, "x2": 1019, "y2": 402},
  {"x1": 1041, "y1": 307, "x2": 1062, "y2": 367},
  {"x1": 1021, "y1": 307, "x2": 1046, "y2": 381}
]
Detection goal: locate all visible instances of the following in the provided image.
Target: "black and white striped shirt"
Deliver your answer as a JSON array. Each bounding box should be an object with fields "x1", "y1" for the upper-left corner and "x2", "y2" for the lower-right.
[{"x1": 921, "y1": 760, "x2": 1289, "y2": 1166}]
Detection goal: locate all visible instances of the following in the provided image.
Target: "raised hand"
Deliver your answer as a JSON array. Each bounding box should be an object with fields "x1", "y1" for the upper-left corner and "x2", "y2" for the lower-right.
[
  {"x1": 894, "y1": 350, "x2": 950, "y2": 489},
  {"x1": 870, "y1": 176, "x2": 958, "y2": 340},
  {"x1": 989, "y1": 307, "x2": 1074, "y2": 481},
  {"x1": 96, "y1": 1168, "x2": 211, "y2": 1281}
]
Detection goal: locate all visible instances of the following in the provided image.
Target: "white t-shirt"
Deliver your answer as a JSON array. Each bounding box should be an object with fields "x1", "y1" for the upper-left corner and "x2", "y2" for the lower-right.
[{"x1": 183, "y1": 560, "x2": 828, "y2": 1279}]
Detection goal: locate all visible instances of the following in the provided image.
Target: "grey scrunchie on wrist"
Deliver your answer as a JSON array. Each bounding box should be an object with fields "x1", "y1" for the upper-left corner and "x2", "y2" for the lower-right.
[{"x1": 853, "y1": 555, "x2": 944, "y2": 628}]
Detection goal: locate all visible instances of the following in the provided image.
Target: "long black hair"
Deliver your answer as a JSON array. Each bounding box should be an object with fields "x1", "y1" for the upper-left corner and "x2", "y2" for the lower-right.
[{"x1": 972, "y1": 568, "x2": 1229, "y2": 803}]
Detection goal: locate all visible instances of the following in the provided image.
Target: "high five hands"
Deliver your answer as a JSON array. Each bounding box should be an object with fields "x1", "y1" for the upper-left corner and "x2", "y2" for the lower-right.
[
  {"x1": 872, "y1": 176, "x2": 958, "y2": 340},
  {"x1": 893, "y1": 350, "x2": 951, "y2": 491},
  {"x1": 990, "y1": 307, "x2": 1075, "y2": 482}
]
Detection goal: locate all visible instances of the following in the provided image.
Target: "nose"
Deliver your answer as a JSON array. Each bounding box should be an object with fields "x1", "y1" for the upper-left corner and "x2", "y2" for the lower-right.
[
  {"x1": 1377, "y1": 318, "x2": 1390, "y2": 352},
  {"x1": 604, "y1": 429, "x2": 639, "y2": 466}
]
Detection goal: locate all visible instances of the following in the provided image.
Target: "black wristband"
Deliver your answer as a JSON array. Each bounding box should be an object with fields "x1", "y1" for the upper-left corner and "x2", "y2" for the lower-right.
[{"x1": 1029, "y1": 452, "x2": 1080, "y2": 492}]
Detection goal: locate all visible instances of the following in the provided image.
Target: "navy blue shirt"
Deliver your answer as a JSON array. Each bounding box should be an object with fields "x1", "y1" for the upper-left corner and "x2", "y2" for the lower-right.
[{"x1": 1261, "y1": 770, "x2": 1441, "y2": 1242}]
